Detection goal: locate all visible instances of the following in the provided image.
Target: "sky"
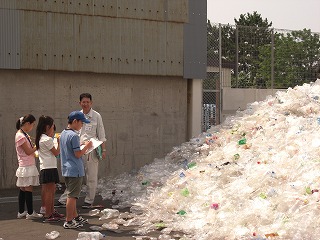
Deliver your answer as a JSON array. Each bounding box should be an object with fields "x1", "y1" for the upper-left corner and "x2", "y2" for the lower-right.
[{"x1": 207, "y1": 0, "x2": 320, "y2": 33}]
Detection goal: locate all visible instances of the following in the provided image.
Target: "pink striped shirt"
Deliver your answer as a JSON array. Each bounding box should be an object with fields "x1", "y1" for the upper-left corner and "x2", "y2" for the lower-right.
[{"x1": 15, "y1": 131, "x2": 35, "y2": 167}]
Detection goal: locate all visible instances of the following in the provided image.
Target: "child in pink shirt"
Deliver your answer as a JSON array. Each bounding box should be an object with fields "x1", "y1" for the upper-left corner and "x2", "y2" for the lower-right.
[{"x1": 15, "y1": 114, "x2": 43, "y2": 219}]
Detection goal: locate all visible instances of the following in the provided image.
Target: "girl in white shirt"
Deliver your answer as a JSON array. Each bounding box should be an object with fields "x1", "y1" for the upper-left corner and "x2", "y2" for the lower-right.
[{"x1": 35, "y1": 115, "x2": 63, "y2": 222}]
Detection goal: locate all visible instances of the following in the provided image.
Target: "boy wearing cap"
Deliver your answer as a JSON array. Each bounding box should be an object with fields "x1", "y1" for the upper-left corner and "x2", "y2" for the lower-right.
[{"x1": 60, "y1": 111, "x2": 93, "y2": 229}]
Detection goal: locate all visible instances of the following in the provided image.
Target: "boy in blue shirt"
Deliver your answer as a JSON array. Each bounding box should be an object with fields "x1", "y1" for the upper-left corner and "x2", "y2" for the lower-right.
[{"x1": 60, "y1": 111, "x2": 92, "y2": 229}]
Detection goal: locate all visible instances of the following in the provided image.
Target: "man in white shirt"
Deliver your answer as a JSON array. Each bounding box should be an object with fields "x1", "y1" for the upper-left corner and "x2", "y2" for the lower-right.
[{"x1": 56, "y1": 93, "x2": 107, "y2": 208}]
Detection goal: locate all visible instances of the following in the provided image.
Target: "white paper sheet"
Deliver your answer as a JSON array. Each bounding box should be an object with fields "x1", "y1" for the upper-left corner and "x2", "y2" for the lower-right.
[{"x1": 80, "y1": 138, "x2": 103, "y2": 154}]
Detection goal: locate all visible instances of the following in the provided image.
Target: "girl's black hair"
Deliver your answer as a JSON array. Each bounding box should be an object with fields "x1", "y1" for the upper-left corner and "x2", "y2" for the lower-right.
[
  {"x1": 16, "y1": 114, "x2": 36, "y2": 130},
  {"x1": 35, "y1": 115, "x2": 54, "y2": 150}
]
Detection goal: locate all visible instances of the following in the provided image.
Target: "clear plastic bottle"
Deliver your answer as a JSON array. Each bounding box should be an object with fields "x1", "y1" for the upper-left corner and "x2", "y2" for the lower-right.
[
  {"x1": 158, "y1": 234, "x2": 172, "y2": 240},
  {"x1": 100, "y1": 208, "x2": 119, "y2": 219},
  {"x1": 77, "y1": 232, "x2": 104, "y2": 240},
  {"x1": 89, "y1": 209, "x2": 100, "y2": 216},
  {"x1": 89, "y1": 226, "x2": 103, "y2": 231},
  {"x1": 45, "y1": 230, "x2": 60, "y2": 239}
]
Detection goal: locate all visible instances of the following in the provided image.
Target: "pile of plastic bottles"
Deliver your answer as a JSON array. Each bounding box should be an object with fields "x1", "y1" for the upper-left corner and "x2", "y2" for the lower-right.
[{"x1": 98, "y1": 80, "x2": 320, "y2": 239}]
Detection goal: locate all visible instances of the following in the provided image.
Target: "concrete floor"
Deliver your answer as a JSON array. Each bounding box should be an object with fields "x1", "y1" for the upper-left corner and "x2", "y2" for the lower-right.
[{"x1": 0, "y1": 187, "x2": 161, "y2": 240}]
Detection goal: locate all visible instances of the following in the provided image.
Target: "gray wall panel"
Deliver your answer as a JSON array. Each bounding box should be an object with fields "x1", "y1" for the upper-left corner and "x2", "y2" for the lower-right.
[
  {"x1": 1, "y1": 1, "x2": 192, "y2": 76},
  {"x1": 73, "y1": 15, "x2": 95, "y2": 72},
  {"x1": 143, "y1": 20, "x2": 167, "y2": 75},
  {"x1": 0, "y1": 0, "x2": 17, "y2": 8},
  {"x1": 0, "y1": 9, "x2": 20, "y2": 69},
  {"x1": 47, "y1": 13, "x2": 74, "y2": 71},
  {"x1": 94, "y1": 0, "x2": 117, "y2": 17},
  {"x1": 183, "y1": 0, "x2": 207, "y2": 79},
  {"x1": 166, "y1": 22, "x2": 183, "y2": 76},
  {"x1": 20, "y1": 11, "x2": 47, "y2": 69},
  {"x1": 167, "y1": 0, "x2": 188, "y2": 23},
  {"x1": 1, "y1": 0, "x2": 188, "y2": 23},
  {"x1": 17, "y1": 0, "x2": 42, "y2": 11}
]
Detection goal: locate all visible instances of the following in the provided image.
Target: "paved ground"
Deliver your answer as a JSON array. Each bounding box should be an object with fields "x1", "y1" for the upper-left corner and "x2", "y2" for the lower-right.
[{"x1": 0, "y1": 187, "x2": 160, "y2": 240}]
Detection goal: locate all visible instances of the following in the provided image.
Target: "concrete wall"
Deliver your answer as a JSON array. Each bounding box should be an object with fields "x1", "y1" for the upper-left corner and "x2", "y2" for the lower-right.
[
  {"x1": 0, "y1": 69, "x2": 188, "y2": 189},
  {"x1": 0, "y1": 0, "x2": 189, "y2": 76},
  {"x1": 187, "y1": 78, "x2": 202, "y2": 138},
  {"x1": 221, "y1": 88, "x2": 282, "y2": 122},
  {"x1": 0, "y1": 0, "x2": 208, "y2": 189}
]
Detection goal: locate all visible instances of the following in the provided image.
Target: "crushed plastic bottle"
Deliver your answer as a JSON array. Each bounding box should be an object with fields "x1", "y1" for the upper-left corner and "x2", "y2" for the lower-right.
[
  {"x1": 119, "y1": 212, "x2": 133, "y2": 219},
  {"x1": 141, "y1": 180, "x2": 150, "y2": 185},
  {"x1": 176, "y1": 210, "x2": 186, "y2": 215},
  {"x1": 305, "y1": 186, "x2": 312, "y2": 195},
  {"x1": 99, "y1": 208, "x2": 119, "y2": 220},
  {"x1": 180, "y1": 188, "x2": 189, "y2": 197},
  {"x1": 45, "y1": 230, "x2": 60, "y2": 239},
  {"x1": 101, "y1": 223, "x2": 119, "y2": 230},
  {"x1": 233, "y1": 153, "x2": 240, "y2": 160},
  {"x1": 133, "y1": 236, "x2": 157, "y2": 240},
  {"x1": 187, "y1": 162, "x2": 197, "y2": 169},
  {"x1": 158, "y1": 234, "x2": 172, "y2": 240},
  {"x1": 238, "y1": 138, "x2": 246, "y2": 145},
  {"x1": 89, "y1": 226, "x2": 103, "y2": 231},
  {"x1": 77, "y1": 232, "x2": 104, "y2": 240},
  {"x1": 154, "y1": 222, "x2": 166, "y2": 230},
  {"x1": 89, "y1": 209, "x2": 100, "y2": 216},
  {"x1": 210, "y1": 203, "x2": 219, "y2": 210}
]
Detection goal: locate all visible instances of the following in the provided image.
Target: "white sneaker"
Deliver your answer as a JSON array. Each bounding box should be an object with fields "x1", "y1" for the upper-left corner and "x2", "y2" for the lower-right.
[
  {"x1": 63, "y1": 219, "x2": 83, "y2": 229},
  {"x1": 17, "y1": 211, "x2": 27, "y2": 219},
  {"x1": 26, "y1": 211, "x2": 43, "y2": 219},
  {"x1": 40, "y1": 206, "x2": 46, "y2": 214}
]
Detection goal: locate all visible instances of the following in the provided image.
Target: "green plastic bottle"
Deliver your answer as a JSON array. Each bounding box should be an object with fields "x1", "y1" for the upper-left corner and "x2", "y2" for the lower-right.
[
  {"x1": 177, "y1": 210, "x2": 187, "y2": 215},
  {"x1": 238, "y1": 138, "x2": 247, "y2": 145},
  {"x1": 181, "y1": 188, "x2": 190, "y2": 197},
  {"x1": 187, "y1": 162, "x2": 197, "y2": 169}
]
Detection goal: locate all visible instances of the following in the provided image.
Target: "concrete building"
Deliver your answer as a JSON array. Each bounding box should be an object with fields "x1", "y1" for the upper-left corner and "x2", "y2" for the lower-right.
[{"x1": 0, "y1": 0, "x2": 207, "y2": 189}]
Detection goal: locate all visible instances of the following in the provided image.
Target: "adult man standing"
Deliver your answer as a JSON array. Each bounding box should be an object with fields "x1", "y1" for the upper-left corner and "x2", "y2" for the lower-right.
[{"x1": 56, "y1": 93, "x2": 107, "y2": 208}]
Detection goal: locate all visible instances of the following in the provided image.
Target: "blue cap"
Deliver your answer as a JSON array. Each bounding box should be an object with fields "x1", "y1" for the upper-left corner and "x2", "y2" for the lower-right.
[{"x1": 68, "y1": 111, "x2": 90, "y2": 123}]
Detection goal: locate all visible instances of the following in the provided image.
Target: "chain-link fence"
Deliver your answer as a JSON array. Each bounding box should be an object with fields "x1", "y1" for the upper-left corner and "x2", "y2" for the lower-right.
[
  {"x1": 207, "y1": 22, "x2": 320, "y2": 89},
  {"x1": 202, "y1": 72, "x2": 219, "y2": 132},
  {"x1": 203, "y1": 22, "x2": 320, "y2": 131}
]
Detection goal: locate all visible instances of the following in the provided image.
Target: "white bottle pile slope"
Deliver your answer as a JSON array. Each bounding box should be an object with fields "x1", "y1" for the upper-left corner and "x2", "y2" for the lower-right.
[{"x1": 98, "y1": 80, "x2": 320, "y2": 239}]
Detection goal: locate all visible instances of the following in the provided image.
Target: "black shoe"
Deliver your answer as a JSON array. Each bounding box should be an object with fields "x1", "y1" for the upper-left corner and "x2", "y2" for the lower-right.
[
  {"x1": 63, "y1": 219, "x2": 83, "y2": 229},
  {"x1": 81, "y1": 202, "x2": 93, "y2": 209},
  {"x1": 74, "y1": 215, "x2": 88, "y2": 224},
  {"x1": 54, "y1": 201, "x2": 66, "y2": 208}
]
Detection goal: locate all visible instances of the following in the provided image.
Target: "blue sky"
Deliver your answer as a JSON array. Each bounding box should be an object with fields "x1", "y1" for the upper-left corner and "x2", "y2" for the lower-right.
[{"x1": 207, "y1": 0, "x2": 320, "y2": 32}]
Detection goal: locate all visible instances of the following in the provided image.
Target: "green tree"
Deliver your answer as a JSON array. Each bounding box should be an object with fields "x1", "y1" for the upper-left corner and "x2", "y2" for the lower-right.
[
  {"x1": 235, "y1": 11, "x2": 272, "y2": 28},
  {"x1": 257, "y1": 29, "x2": 320, "y2": 88},
  {"x1": 207, "y1": 12, "x2": 320, "y2": 89},
  {"x1": 207, "y1": 20, "x2": 235, "y2": 66},
  {"x1": 207, "y1": 12, "x2": 273, "y2": 88},
  {"x1": 234, "y1": 12, "x2": 273, "y2": 88}
]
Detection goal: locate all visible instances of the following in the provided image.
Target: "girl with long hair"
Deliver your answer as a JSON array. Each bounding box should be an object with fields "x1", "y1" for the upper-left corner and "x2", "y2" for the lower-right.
[
  {"x1": 15, "y1": 114, "x2": 43, "y2": 219},
  {"x1": 35, "y1": 115, "x2": 64, "y2": 222}
]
